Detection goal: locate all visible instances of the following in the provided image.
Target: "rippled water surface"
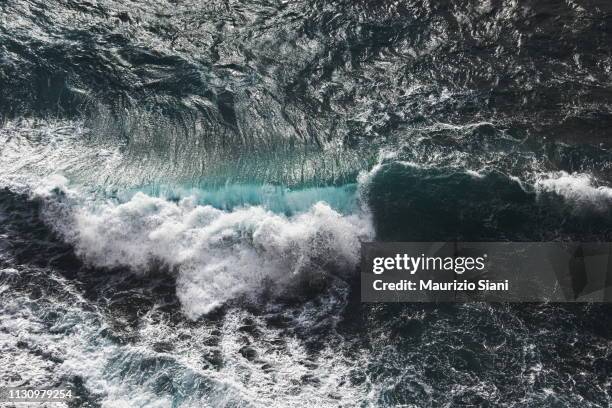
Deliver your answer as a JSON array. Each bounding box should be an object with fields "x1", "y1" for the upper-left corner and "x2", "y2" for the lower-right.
[{"x1": 1, "y1": 0, "x2": 611, "y2": 406}]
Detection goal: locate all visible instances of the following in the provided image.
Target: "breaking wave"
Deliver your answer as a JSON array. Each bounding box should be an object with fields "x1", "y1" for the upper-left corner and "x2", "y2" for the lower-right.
[
  {"x1": 51, "y1": 189, "x2": 372, "y2": 318},
  {"x1": 1, "y1": 0, "x2": 612, "y2": 405},
  {"x1": 535, "y1": 171, "x2": 612, "y2": 210}
]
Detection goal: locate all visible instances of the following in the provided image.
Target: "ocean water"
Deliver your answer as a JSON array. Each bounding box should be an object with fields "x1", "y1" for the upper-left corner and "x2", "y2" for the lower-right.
[{"x1": 1, "y1": 0, "x2": 611, "y2": 406}]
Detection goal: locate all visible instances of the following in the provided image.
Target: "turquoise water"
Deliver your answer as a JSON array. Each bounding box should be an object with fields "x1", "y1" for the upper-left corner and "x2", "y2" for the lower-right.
[{"x1": 119, "y1": 183, "x2": 360, "y2": 215}]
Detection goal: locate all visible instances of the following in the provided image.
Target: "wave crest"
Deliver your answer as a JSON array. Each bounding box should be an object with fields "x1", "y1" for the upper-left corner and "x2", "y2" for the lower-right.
[
  {"x1": 535, "y1": 171, "x2": 612, "y2": 210},
  {"x1": 51, "y1": 191, "x2": 372, "y2": 318}
]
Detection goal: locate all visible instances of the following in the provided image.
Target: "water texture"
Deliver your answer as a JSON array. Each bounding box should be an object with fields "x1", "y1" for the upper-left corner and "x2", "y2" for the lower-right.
[{"x1": 1, "y1": 0, "x2": 611, "y2": 406}]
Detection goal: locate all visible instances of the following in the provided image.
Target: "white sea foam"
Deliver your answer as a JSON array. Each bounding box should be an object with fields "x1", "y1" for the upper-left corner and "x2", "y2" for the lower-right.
[
  {"x1": 535, "y1": 171, "x2": 612, "y2": 210},
  {"x1": 38, "y1": 184, "x2": 373, "y2": 318},
  {"x1": 1, "y1": 266, "x2": 375, "y2": 408}
]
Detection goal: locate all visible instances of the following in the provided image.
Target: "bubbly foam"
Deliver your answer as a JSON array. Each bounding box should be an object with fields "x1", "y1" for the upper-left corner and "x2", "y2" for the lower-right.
[
  {"x1": 0, "y1": 266, "x2": 375, "y2": 408},
  {"x1": 535, "y1": 171, "x2": 612, "y2": 210},
  {"x1": 42, "y1": 187, "x2": 373, "y2": 318}
]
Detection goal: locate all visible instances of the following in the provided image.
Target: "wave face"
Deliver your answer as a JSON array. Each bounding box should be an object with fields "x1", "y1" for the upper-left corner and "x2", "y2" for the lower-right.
[{"x1": 1, "y1": 0, "x2": 612, "y2": 406}]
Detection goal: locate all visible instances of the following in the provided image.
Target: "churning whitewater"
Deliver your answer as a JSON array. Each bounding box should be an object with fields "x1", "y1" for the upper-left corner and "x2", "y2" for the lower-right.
[{"x1": 1, "y1": 0, "x2": 612, "y2": 406}]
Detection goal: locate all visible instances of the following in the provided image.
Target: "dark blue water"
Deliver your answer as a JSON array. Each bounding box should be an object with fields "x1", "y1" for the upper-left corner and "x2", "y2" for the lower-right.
[{"x1": 1, "y1": 0, "x2": 611, "y2": 406}]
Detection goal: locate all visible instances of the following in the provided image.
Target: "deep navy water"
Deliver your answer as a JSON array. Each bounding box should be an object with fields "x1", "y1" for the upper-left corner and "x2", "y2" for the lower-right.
[{"x1": 1, "y1": 0, "x2": 611, "y2": 406}]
